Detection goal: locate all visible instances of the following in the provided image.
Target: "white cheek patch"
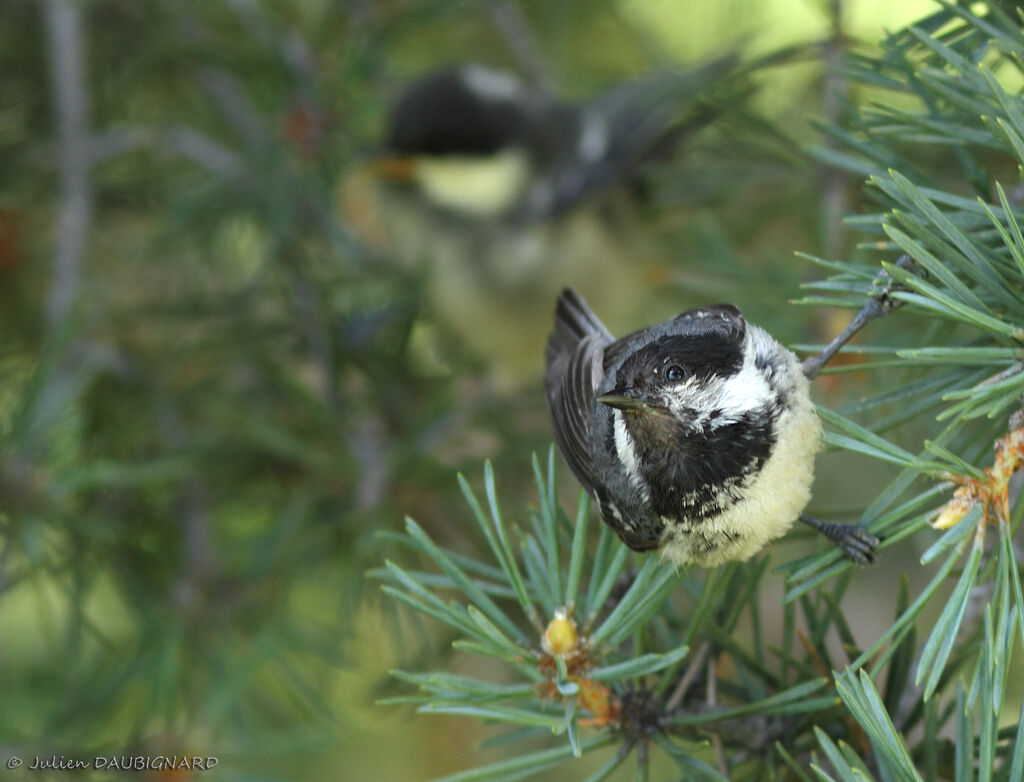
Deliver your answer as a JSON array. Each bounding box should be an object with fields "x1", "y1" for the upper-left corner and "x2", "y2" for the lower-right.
[
  {"x1": 663, "y1": 328, "x2": 780, "y2": 427},
  {"x1": 714, "y1": 360, "x2": 773, "y2": 419}
]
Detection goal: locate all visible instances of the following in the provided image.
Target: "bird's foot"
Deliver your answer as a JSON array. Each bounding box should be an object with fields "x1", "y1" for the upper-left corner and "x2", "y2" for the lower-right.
[{"x1": 799, "y1": 513, "x2": 879, "y2": 564}]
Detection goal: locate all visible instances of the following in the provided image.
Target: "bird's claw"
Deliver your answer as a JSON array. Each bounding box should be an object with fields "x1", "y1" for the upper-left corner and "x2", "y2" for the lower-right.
[
  {"x1": 832, "y1": 524, "x2": 880, "y2": 565},
  {"x1": 800, "y1": 514, "x2": 880, "y2": 564}
]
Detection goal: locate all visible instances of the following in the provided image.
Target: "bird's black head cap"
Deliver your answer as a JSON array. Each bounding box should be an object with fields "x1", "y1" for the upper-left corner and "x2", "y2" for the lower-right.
[
  {"x1": 387, "y1": 65, "x2": 528, "y2": 157},
  {"x1": 608, "y1": 305, "x2": 746, "y2": 401}
]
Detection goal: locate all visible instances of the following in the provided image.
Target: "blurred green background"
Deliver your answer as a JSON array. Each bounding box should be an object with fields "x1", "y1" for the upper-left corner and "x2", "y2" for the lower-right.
[{"x1": 0, "y1": 1, "x2": 944, "y2": 780}]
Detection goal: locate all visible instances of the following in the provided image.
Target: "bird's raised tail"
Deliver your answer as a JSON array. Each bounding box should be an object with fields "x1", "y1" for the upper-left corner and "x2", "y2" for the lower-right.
[
  {"x1": 544, "y1": 289, "x2": 614, "y2": 493},
  {"x1": 545, "y1": 288, "x2": 611, "y2": 383}
]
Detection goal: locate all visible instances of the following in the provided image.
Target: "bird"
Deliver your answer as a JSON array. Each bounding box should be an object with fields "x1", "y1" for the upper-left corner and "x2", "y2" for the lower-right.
[
  {"x1": 340, "y1": 60, "x2": 737, "y2": 386},
  {"x1": 376, "y1": 60, "x2": 733, "y2": 224},
  {"x1": 544, "y1": 287, "x2": 878, "y2": 568}
]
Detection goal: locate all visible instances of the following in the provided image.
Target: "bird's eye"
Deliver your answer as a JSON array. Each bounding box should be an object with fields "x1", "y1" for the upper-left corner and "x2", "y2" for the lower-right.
[{"x1": 665, "y1": 365, "x2": 684, "y2": 381}]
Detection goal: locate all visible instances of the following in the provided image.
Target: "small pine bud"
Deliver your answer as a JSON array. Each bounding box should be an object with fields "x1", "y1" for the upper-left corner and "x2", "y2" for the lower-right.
[
  {"x1": 542, "y1": 609, "x2": 577, "y2": 656},
  {"x1": 933, "y1": 490, "x2": 973, "y2": 530}
]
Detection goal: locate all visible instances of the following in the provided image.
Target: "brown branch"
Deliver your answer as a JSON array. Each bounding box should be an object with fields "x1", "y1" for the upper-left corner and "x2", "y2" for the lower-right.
[
  {"x1": 665, "y1": 640, "x2": 709, "y2": 711},
  {"x1": 707, "y1": 655, "x2": 729, "y2": 776}
]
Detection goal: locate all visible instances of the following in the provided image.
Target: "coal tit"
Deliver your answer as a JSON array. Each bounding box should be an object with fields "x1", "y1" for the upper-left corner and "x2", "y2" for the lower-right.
[
  {"x1": 545, "y1": 288, "x2": 848, "y2": 568},
  {"x1": 375, "y1": 60, "x2": 734, "y2": 222}
]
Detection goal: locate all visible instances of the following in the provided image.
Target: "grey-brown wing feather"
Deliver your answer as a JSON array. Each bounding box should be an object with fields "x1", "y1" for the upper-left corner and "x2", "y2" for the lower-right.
[{"x1": 545, "y1": 289, "x2": 614, "y2": 493}]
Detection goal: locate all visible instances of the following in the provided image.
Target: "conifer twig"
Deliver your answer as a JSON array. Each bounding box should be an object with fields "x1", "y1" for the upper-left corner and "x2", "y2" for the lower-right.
[
  {"x1": 665, "y1": 640, "x2": 709, "y2": 711},
  {"x1": 802, "y1": 254, "x2": 915, "y2": 379}
]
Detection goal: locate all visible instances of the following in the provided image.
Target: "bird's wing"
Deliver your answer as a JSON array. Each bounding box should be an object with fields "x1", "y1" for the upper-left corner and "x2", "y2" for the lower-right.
[
  {"x1": 522, "y1": 55, "x2": 739, "y2": 220},
  {"x1": 545, "y1": 289, "x2": 613, "y2": 493}
]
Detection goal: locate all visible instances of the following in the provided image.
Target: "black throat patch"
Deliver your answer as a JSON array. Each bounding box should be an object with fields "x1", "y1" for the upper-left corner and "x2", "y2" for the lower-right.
[{"x1": 631, "y1": 406, "x2": 779, "y2": 521}]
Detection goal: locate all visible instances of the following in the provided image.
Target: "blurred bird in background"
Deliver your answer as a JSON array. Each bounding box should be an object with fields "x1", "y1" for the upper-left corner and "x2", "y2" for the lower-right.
[{"x1": 342, "y1": 57, "x2": 743, "y2": 386}]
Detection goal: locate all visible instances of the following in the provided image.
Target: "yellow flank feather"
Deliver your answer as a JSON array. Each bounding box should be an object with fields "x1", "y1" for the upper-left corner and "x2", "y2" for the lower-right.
[{"x1": 413, "y1": 148, "x2": 529, "y2": 217}]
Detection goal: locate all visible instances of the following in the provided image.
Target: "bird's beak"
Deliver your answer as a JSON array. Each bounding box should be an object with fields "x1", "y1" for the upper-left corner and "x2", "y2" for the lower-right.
[
  {"x1": 370, "y1": 155, "x2": 418, "y2": 181},
  {"x1": 597, "y1": 388, "x2": 651, "y2": 412}
]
